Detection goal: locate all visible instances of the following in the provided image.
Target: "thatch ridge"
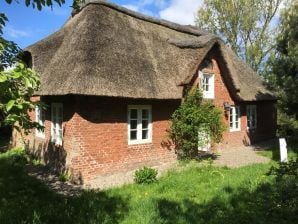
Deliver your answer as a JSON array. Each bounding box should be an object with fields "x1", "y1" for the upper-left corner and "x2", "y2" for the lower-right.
[
  {"x1": 76, "y1": 0, "x2": 208, "y2": 37},
  {"x1": 25, "y1": 1, "x2": 275, "y2": 101}
]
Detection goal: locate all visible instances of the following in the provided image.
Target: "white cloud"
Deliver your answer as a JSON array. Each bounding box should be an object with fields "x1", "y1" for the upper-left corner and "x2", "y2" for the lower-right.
[
  {"x1": 121, "y1": 0, "x2": 160, "y2": 17},
  {"x1": 122, "y1": 4, "x2": 140, "y2": 11},
  {"x1": 4, "y1": 26, "x2": 30, "y2": 39},
  {"x1": 159, "y1": 0, "x2": 203, "y2": 25}
]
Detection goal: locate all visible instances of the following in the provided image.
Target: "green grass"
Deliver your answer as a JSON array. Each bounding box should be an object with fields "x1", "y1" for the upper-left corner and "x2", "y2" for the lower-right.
[
  {"x1": 257, "y1": 138, "x2": 298, "y2": 161},
  {"x1": 0, "y1": 149, "x2": 297, "y2": 224}
]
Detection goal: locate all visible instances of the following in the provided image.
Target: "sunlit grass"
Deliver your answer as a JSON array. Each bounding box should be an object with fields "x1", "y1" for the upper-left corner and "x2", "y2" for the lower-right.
[{"x1": 0, "y1": 148, "x2": 296, "y2": 224}]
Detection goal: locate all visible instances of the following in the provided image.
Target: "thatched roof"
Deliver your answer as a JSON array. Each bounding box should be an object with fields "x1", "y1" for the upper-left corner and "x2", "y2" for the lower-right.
[{"x1": 25, "y1": 0, "x2": 275, "y2": 101}]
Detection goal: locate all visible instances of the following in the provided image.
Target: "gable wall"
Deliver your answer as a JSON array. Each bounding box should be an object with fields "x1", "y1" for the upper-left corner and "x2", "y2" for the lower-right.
[{"x1": 190, "y1": 49, "x2": 275, "y2": 148}]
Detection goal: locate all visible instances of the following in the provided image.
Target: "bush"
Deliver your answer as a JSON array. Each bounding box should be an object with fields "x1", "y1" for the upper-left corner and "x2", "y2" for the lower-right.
[
  {"x1": 269, "y1": 158, "x2": 298, "y2": 212},
  {"x1": 134, "y1": 167, "x2": 158, "y2": 184},
  {"x1": 277, "y1": 112, "x2": 298, "y2": 137},
  {"x1": 58, "y1": 170, "x2": 71, "y2": 182},
  {"x1": 169, "y1": 88, "x2": 226, "y2": 159}
]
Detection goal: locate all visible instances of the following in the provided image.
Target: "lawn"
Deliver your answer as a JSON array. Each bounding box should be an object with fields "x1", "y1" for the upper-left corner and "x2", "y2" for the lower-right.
[{"x1": 0, "y1": 149, "x2": 297, "y2": 224}]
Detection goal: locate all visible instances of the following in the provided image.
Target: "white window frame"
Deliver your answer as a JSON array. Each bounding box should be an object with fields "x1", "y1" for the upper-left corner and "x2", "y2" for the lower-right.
[
  {"x1": 230, "y1": 106, "x2": 241, "y2": 132},
  {"x1": 128, "y1": 105, "x2": 152, "y2": 145},
  {"x1": 51, "y1": 103, "x2": 63, "y2": 145},
  {"x1": 35, "y1": 106, "x2": 45, "y2": 138},
  {"x1": 199, "y1": 71, "x2": 215, "y2": 99},
  {"x1": 246, "y1": 105, "x2": 257, "y2": 129}
]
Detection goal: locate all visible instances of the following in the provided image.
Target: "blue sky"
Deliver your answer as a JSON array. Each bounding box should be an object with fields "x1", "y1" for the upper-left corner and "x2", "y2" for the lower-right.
[{"x1": 1, "y1": 0, "x2": 203, "y2": 48}]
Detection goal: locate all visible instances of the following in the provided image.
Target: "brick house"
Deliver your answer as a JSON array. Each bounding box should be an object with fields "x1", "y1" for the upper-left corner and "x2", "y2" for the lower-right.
[{"x1": 13, "y1": 1, "x2": 276, "y2": 185}]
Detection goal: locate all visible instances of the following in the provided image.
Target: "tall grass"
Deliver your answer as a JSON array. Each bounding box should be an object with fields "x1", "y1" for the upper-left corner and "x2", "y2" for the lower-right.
[{"x1": 0, "y1": 149, "x2": 296, "y2": 224}]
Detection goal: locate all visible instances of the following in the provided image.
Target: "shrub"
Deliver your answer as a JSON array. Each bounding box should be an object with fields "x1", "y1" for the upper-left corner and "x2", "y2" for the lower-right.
[
  {"x1": 169, "y1": 88, "x2": 226, "y2": 159},
  {"x1": 277, "y1": 112, "x2": 298, "y2": 137},
  {"x1": 269, "y1": 158, "x2": 298, "y2": 212},
  {"x1": 134, "y1": 167, "x2": 158, "y2": 184},
  {"x1": 58, "y1": 170, "x2": 71, "y2": 182}
]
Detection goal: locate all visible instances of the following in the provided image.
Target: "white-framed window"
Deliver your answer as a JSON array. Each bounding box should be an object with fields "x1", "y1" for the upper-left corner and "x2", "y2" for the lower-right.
[
  {"x1": 247, "y1": 105, "x2": 257, "y2": 129},
  {"x1": 128, "y1": 105, "x2": 152, "y2": 145},
  {"x1": 35, "y1": 106, "x2": 45, "y2": 138},
  {"x1": 199, "y1": 71, "x2": 215, "y2": 99},
  {"x1": 230, "y1": 106, "x2": 241, "y2": 131},
  {"x1": 51, "y1": 103, "x2": 63, "y2": 145}
]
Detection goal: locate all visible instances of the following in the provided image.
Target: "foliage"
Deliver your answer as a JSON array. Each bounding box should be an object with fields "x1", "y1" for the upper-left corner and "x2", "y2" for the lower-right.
[
  {"x1": 134, "y1": 166, "x2": 158, "y2": 184},
  {"x1": 0, "y1": 0, "x2": 82, "y2": 132},
  {"x1": 266, "y1": 0, "x2": 298, "y2": 131},
  {"x1": 0, "y1": 63, "x2": 41, "y2": 133},
  {"x1": 169, "y1": 89, "x2": 226, "y2": 159},
  {"x1": 196, "y1": 0, "x2": 281, "y2": 72},
  {"x1": 269, "y1": 158, "x2": 298, "y2": 213},
  {"x1": 277, "y1": 112, "x2": 298, "y2": 137},
  {"x1": 58, "y1": 170, "x2": 71, "y2": 182},
  {"x1": 3, "y1": 0, "x2": 66, "y2": 10}
]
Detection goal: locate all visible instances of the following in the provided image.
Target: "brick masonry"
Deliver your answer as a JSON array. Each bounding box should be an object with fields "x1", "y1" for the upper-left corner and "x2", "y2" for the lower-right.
[{"x1": 12, "y1": 49, "x2": 276, "y2": 184}]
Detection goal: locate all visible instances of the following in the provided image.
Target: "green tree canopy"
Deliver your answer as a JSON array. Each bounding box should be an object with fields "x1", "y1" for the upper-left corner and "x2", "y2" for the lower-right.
[
  {"x1": 196, "y1": 0, "x2": 282, "y2": 73},
  {"x1": 266, "y1": 0, "x2": 298, "y2": 135}
]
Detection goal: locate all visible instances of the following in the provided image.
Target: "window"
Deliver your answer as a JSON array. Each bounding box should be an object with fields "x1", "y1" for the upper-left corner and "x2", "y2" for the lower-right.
[
  {"x1": 199, "y1": 71, "x2": 214, "y2": 99},
  {"x1": 247, "y1": 105, "x2": 257, "y2": 129},
  {"x1": 230, "y1": 106, "x2": 241, "y2": 131},
  {"x1": 128, "y1": 105, "x2": 152, "y2": 144},
  {"x1": 35, "y1": 106, "x2": 45, "y2": 138},
  {"x1": 51, "y1": 103, "x2": 63, "y2": 145}
]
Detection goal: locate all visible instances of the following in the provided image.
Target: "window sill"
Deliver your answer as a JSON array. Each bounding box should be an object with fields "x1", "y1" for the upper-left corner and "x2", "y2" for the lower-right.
[
  {"x1": 203, "y1": 93, "x2": 214, "y2": 99},
  {"x1": 229, "y1": 129, "x2": 241, "y2": 132},
  {"x1": 128, "y1": 139, "x2": 152, "y2": 145}
]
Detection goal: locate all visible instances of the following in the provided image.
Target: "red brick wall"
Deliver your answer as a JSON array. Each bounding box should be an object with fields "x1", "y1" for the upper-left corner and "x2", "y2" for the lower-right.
[
  {"x1": 68, "y1": 96, "x2": 178, "y2": 182},
  {"x1": 13, "y1": 95, "x2": 179, "y2": 183},
  {"x1": 191, "y1": 48, "x2": 276, "y2": 148}
]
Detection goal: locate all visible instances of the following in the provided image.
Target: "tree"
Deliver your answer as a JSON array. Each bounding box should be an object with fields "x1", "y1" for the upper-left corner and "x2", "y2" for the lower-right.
[
  {"x1": 266, "y1": 0, "x2": 298, "y2": 135},
  {"x1": 0, "y1": 0, "x2": 70, "y2": 133},
  {"x1": 196, "y1": 0, "x2": 282, "y2": 72},
  {"x1": 169, "y1": 89, "x2": 226, "y2": 159}
]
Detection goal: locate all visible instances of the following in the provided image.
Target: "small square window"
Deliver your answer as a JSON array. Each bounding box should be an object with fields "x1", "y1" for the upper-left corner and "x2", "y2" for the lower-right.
[{"x1": 199, "y1": 71, "x2": 214, "y2": 99}]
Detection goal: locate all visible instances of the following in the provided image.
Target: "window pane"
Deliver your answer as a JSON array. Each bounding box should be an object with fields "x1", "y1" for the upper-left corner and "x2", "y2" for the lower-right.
[
  {"x1": 130, "y1": 109, "x2": 137, "y2": 119},
  {"x1": 142, "y1": 130, "x2": 148, "y2": 139},
  {"x1": 130, "y1": 131, "x2": 137, "y2": 140},
  {"x1": 142, "y1": 109, "x2": 149, "y2": 119},
  {"x1": 142, "y1": 119, "x2": 149, "y2": 129},
  {"x1": 58, "y1": 107, "x2": 63, "y2": 117},
  {"x1": 130, "y1": 119, "x2": 137, "y2": 129},
  {"x1": 205, "y1": 77, "x2": 209, "y2": 91},
  {"x1": 230, "y1": 108, "x2": 233, "y2": 128}
]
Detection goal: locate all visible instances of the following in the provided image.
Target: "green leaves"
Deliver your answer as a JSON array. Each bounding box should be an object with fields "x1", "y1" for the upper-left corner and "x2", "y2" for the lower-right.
[
  {"x1": 5, "y1": 0, "x2": 67, "y2": 10},
  {"x1": 6, "y1": 100, "x2": 15, "y2": 112},
  {"x1": 0, "y1": 63, "x2": 40, "y2": 133},
  {"x1": 169, "y1": 89, "x2": 226, "y2": 159},
  {"x1": 196, "y1": 0, "x2": 281, "y2": 72}
]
